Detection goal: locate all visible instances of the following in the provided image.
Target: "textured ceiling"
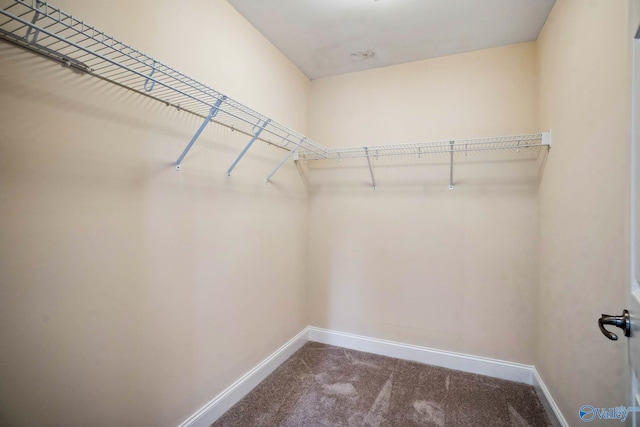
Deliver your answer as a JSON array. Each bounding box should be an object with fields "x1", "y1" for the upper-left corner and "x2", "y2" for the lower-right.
[{"x1": 227, "y1": 0, "x2": 556, "y2": 80}]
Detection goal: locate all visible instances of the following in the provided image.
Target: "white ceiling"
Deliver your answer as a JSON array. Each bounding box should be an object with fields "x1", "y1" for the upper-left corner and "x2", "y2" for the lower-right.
[{"x1": 227, "y1": 0, "x2": 556, "y2": 80}]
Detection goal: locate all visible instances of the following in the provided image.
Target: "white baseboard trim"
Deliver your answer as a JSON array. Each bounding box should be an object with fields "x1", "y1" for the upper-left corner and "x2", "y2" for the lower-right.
[
  {"x1": 532, "y1": 367, "x2": 569, "y2": 427},
  {"x1": 307, "y1": 326, "x2": 534, "y2": 385},
  {"x1": 178, "y1": 325, "x2": 566, "y2": 427},
  {"x1": 177, "y1": 327, "x2": 309, "y2": 427}
]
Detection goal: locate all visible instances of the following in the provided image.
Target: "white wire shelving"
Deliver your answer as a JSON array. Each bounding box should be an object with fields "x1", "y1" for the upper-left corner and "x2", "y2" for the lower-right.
[
  {"x1": 307, "y1": 133, "x2": 548, "y2": 160},
  {"x1": 0, "y1": 0, "x2": 551, "y2": 188}
]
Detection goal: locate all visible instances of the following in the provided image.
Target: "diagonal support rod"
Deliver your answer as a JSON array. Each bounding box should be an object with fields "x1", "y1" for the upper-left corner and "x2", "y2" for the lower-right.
[
  {"x1": 266, "y1": 137, "x2": 305, "y2": 184},
  {"x1": 364, "y1": 147, "x2": 377, "y2": 190},
  {"x1": 175, "y1": 96, "x2": 226, "y2": 170},
  {"x1": 227, "y1": 118, "x2": 271, "y2": 177},
  {"x1": 449, "y1": 140, "x2": 454, "y2": 190},
  {"x1": 24, "y1": 0, "x2": 42, "y2": 44}
]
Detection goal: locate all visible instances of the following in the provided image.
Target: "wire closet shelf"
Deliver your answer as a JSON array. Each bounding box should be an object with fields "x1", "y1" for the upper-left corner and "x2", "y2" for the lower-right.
[{"x1": 0, "y1": 0, "x2": 551, "y2": 184}]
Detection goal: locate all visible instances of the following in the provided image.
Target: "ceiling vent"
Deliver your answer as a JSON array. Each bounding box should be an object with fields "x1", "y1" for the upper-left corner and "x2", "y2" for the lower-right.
[{"x1": 350, "y1": 49, "x2": 376, "y2": 61}]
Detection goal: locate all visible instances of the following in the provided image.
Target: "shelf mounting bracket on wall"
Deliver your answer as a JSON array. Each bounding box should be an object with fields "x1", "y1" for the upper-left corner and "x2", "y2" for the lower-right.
[
  {"x1": 364, "y1": 147, "x2": 377, "y2": 190},
  {"x1": 24, "y1": 0, "x2": 42, "y2": 44},
  {"x1": 175, "y1": 96, "x2": 226, "y2": 171},
  {"x1": 227, "y1": 118, "x2": 271, "y2": 177},
  {"x1": 266, "y1": 137, "x2": 305, "y2": 184},
  {"x1": 449, "y1": 141, "x2": 455, "y2": 190}
]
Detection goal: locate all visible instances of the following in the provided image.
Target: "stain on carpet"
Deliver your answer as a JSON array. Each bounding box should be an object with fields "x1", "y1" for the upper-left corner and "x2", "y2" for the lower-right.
[{"x1": 211, "y1": 342, "x2": 552, "y2": 427}]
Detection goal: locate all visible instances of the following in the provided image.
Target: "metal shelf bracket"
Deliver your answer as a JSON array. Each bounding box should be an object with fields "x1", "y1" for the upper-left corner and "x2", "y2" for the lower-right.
[
  {"x1": 449, "y1": 140, "x2": 454, "y2": 190},
  {"x1": 266, "y1": 137, "x2": 305, "y2": 184},
  {"x1": 175, "y1": 96, "x2": 227, "y2": 171},
  {"x1": 24, "y1": 0, "x2": 42, "y2": 44},
  {"x1": 227, "y1": 118, "x2": 272, "y2": 177},
  {"x1": 364, "y1": 147, "x2": 377, "y2": 190}
]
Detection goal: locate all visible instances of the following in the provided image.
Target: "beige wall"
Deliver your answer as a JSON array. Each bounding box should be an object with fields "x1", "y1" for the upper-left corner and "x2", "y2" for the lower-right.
[
  {"x1": 307, "y1": 43, "x2": 541, "y2": 364},
  {"x1": 310, "y1": 42, "x2": 539, "y2": 147},
  {"x1": 1, "y1": 0, "x2": 635, "y2": 425},
  {"x1": 0, "y1": 1, "x2": 310, "y2": 426},
  {"x1": 536, "y1": 0, "x2": 631, "y2": 424}
]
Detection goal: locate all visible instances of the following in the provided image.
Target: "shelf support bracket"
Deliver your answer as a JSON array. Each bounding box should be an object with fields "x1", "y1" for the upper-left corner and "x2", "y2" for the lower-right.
[
  {"x1": 365, "y1": 147, "x2": 377, "y2": 190},
  {"x1": 25, "y1": 0, "x2": 42, "y2": 44},
  {"x1": 449, "y1": 140, "x2": 454, "y2": 190},
  {"x1": 266, "y1": 137, "x2": 305, "y2": 184},
  {"x1": 227, "y1": 118, "x2": 271, "y2": 177},
  {"x1": 175, "y1": 96, "x2": 226, "y2": 171}
]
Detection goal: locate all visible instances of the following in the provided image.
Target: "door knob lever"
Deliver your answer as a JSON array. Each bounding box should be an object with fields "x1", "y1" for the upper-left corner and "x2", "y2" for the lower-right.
[{"x1": 598, "y1": 310, "x2": 631, "y2": 341}]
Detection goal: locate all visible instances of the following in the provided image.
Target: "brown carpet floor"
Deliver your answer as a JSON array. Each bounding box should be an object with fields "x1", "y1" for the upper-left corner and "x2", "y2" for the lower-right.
[{"x1": 212, "y1": 342, "x2": 552, "y2": 427}]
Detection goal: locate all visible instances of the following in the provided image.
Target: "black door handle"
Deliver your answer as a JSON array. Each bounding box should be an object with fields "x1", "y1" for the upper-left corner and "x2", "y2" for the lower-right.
[{"x1": 599, "y1": 310, "x2": 631, "y2": 341}]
